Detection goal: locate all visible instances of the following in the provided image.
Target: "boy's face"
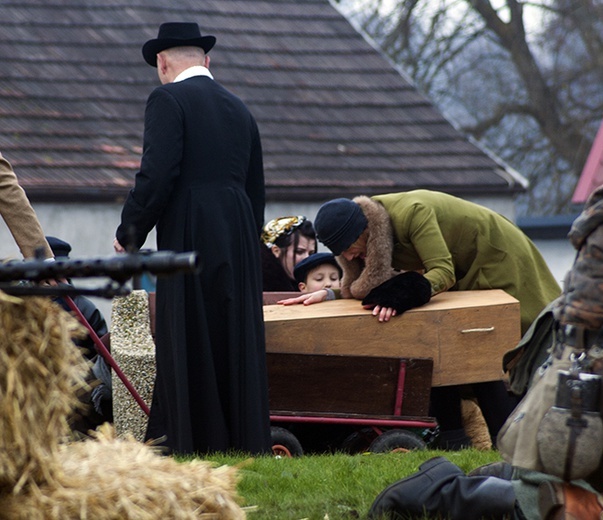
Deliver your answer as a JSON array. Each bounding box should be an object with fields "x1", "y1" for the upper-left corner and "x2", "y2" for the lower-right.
[{"x1": 299, "y1": 264, "x2": 341, "y2": 293}]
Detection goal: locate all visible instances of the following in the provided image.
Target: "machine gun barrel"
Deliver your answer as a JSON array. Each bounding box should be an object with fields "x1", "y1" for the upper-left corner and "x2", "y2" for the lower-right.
[{"x1": 0, "y1": 250, "x2": 200, "y2": 284}]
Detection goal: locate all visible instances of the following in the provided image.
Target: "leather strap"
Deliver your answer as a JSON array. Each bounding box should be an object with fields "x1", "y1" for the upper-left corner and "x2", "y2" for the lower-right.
[{"x1": 539, "y1": 481, "x2": 603, "y2": 519}]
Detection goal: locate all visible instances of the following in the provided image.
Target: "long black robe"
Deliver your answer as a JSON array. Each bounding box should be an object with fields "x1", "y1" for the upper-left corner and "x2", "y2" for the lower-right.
[{"x1": 116, "y1": 73, "x2": 271, "y2": 455}]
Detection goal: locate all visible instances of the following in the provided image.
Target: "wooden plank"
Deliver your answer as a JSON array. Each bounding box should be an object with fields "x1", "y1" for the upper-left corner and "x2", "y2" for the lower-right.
[
  {"x1": 267, "y1": 353, "x2": 432, "y2": 417},
  {"x1": 263, "y1": 292, "x2": 300, "y2": 305},
  {"x1": 270, "y1": 410, "x2": 435, "y2": 424},
  {"x1": 264, "y1": 290, "x2": 520, "y2": 386}
]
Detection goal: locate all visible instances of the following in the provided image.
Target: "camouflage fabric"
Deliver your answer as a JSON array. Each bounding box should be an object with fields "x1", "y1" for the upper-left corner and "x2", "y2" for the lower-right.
[
  {"x1": 554, "y1": 184, "x2": 603, "y2": 331},
  {"x1": 551, "y1": 184, "x2": 603, "y2": 493}
]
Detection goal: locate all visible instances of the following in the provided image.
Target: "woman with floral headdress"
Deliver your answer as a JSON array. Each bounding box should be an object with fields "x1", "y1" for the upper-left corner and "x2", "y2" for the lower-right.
[{"x1": 260, "y1": 216, "x2": 316, "y2": 291}]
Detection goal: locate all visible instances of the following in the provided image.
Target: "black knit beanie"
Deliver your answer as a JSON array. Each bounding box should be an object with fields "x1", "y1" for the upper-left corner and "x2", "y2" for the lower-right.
[{"x1": 314, "y1": 198, "x2": 368, "y2": 256}]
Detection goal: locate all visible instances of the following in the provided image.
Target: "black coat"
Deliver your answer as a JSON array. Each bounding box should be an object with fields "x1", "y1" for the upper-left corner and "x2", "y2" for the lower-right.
[
  {"x1": 55, "y1": 291, "x2": 108, "y2": 360},
  {"x1": 260, "y1": 244, "x2": 299, "y2": 292},
  {"x1": 116, "y1": 73, "x2": 271, "y2": 455}
]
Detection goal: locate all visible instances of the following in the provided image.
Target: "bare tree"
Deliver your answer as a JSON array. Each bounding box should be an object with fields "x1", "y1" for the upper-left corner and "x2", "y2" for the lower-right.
[{"x1": 335, "y1": 0, "x2": 603, "y2": 215}]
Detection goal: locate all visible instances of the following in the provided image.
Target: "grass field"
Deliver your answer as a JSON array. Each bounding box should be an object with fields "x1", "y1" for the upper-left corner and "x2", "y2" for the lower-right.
[{"x1": 197, "y1": 448, "x2": 505, "y2": 519}]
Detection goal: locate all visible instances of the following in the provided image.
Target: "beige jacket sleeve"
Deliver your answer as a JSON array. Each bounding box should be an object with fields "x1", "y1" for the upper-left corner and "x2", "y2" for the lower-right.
[{"x1": 0, "y1": 153, "x2": 52, "y2": 259}]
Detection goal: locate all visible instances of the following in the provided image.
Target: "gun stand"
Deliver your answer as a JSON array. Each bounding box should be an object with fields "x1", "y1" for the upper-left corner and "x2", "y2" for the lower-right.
[{"x1": 0, "y1": 249, "x2": 200, "y2": 425}]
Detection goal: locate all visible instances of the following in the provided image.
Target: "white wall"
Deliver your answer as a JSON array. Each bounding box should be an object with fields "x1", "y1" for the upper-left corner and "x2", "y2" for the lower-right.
[
  {"x1": 0, "y1": 202, "x2": 156, "y2": 327},
  {"x1": 0, "y1": 195, "x2": 567, "y2": 327},
  {"x1": 530, "y1": 238, "x2": 574, "y2": 288}
]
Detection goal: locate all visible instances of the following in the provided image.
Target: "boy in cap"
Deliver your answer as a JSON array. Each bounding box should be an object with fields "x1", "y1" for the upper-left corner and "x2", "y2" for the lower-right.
[{"x1": 293, "y1": 252, "x2": 342, "y2": 297}]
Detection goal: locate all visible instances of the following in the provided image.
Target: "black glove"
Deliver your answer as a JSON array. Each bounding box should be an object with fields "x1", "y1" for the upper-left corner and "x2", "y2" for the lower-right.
[{"x1": 361, "y1": 272, "x2": 431, "y2": 315}]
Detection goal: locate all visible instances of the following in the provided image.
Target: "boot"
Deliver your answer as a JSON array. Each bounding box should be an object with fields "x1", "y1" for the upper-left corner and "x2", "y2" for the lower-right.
[
  {"x1": 437, "y1": 428, "x2": 473, "y2": 450},
  {"x1": 368, "y1": 456, "x2": 517, "y2": 520}
]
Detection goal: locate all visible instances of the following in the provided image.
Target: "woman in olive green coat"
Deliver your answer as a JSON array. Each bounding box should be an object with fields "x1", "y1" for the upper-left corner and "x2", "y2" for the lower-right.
[
  {"x1": 288, "y1": 190, "x2": 560, "y2": 335},
  {"x1": 369, "y1": 190, "x2": 561, "y2": 335},
  {"x1": 284, "y1": 190, "x2": 561, "y2": 448}
]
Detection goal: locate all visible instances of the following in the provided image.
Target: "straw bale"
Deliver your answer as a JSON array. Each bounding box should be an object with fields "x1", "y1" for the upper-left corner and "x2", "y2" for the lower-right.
[
  {"x1": 0, "y1": 292, "x2": 89, "y2": 490},
  {"x1": 0, "y1": 424, "x2": 244, "y2": 520},
  {"x1": 0, "y1": 291, "x2": 244, "y2": 519},
  {"x1": 461, "y1": 398, "x2": 492, "y2": 450},
  {"x1": 110, "y1": 291, "x2": 155, "y2": 441}
]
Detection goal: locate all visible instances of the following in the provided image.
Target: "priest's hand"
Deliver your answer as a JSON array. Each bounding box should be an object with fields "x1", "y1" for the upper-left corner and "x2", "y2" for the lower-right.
[{"x1": 113, "y1": 238, "x2": 125, "y2": 253}]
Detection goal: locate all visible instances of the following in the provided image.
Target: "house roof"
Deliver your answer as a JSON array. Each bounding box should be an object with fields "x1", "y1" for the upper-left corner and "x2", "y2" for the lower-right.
[
  {"x1": 0, "y1": 0, "x2": 526, "y2": 203},
  {"x1": 572, "y1": 117, "x2": 603, "y2": 204},
  {"x1": 516, "y1": 214, "x2": 579, "y2": 240}
]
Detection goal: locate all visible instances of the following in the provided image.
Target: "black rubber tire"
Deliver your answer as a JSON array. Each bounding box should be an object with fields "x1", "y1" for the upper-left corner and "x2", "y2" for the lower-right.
[
  {"x1": 270, "y1": 426, "x2": 304, "y2": 457},
  {"x1": 341, "y1": 427, "x2": 378, "y2": 454},
  {"x1": 368, "y1": 429, "x2": 427, "y2": 453}
]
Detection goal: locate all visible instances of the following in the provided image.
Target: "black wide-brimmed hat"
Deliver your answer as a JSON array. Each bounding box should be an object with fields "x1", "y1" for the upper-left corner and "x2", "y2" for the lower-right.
[{"x1": 142, "y1": 22, "x2": 216, "y2": 67}]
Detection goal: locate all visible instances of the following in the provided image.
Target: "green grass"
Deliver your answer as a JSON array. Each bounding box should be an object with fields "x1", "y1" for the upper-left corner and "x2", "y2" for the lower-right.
[{"x1": 193, "y1": 448, "x2": 504, "y2": 519}]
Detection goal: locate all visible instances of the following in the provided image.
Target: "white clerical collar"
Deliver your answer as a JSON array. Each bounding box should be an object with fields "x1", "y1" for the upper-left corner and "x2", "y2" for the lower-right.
[{"x1": 173, "y1": 66, "x2": 214, "y2": 83}]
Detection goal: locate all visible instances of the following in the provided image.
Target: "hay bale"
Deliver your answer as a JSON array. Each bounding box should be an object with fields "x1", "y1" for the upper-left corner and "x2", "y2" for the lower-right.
[
  {"x1": 110, "y1": 291, "x2": 155, "y2": 441},
  {"x1": 0, "y1": 292, "x2": 89, "y2": 491},
  {"x1": 0, "y1": 424, "x2": 244, "y2": 520},
  {"x1": 461, "y1": 398, "x2": 492, "y2": 451},
  {"x1": 0, "y1": 291, "x2": 244, "y2": 519}
]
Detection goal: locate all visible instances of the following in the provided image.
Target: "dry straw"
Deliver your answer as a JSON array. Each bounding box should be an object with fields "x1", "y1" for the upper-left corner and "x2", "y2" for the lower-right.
[
  {"x1": 0, "y1": 292, "x2": 243, "y2": 519},
  {"x1": 0, "y1": 291, "x2": 88, "y2": 491},
  {"x1": 461, "y1": 398, "x2": 492, "y2": 451}
]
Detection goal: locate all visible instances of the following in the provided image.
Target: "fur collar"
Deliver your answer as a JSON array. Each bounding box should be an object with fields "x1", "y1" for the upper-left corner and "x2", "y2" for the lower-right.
[{"x1": 337, "y1": 196, "x2": 396, "y2": 299}]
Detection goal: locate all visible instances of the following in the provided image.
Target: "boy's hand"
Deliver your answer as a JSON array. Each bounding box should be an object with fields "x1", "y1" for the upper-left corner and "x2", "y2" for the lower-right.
[{"x1": 278, "y1": 289, "x2": 328, "y2": 306}]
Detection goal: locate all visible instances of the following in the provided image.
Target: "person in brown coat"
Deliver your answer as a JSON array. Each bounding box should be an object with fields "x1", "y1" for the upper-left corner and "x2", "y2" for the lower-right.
[{"x1": 0, "y1": 152, "x2": 52, "y2": 259}]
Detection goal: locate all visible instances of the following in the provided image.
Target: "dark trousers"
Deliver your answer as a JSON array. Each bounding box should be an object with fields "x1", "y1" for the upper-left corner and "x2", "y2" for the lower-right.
[{"x1": 430, "y1": 380, "x2": 520, "y2": 442}]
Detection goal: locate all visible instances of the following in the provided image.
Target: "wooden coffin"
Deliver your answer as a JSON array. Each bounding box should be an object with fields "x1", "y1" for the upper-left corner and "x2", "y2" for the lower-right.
[{"x1": 263, "y1": 289, "x2": 520, "y2": 386}]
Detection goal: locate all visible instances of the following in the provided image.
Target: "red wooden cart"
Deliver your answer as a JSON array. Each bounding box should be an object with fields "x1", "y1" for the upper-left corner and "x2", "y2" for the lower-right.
[
  {"x1": 262, "y1": 290, "x2": 521, "y2": 456},
  {"x1": 266, "y1": 351, "x2": 437, "y2": 456}
]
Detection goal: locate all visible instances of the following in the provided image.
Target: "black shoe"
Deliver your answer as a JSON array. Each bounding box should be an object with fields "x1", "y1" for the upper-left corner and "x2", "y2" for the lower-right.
[
  {"x1": 437, "y1": 428, "x2": 473, "y2": 450},
  {"x1": 467, "y1": 461, "x2": 514, "y2": 480}
]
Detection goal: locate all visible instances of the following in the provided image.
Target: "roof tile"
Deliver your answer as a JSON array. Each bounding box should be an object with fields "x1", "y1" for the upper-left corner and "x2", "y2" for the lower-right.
[{"x1": 0, "y1": 0, "x2": 523, "y2": 202}]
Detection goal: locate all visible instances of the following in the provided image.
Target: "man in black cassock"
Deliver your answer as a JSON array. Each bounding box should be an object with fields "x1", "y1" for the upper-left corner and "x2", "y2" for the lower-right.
[{"x1": 114, "y1": 22, "x2": 271, "y2": 455}]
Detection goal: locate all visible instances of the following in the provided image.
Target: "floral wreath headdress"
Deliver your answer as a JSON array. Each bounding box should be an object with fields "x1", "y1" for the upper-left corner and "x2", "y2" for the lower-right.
[{"x1": 261, "y1": 216, "x2": 306, "y2": 248}]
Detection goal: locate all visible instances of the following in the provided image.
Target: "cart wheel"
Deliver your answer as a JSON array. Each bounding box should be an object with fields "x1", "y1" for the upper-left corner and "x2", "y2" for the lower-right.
[
  {"x1": 368, "y1": 429, "x2": 427, "y2": 453},
  {"x1": 270, "y1": 426, "x2": 303, "y2": 457},
  {"x1": 341, "y1": 427, "x2": 379, "y2": 454}
]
